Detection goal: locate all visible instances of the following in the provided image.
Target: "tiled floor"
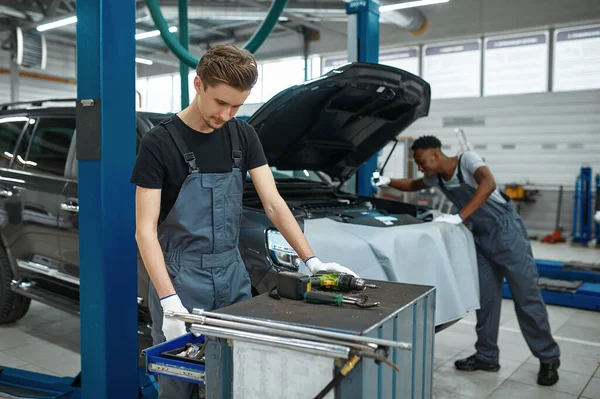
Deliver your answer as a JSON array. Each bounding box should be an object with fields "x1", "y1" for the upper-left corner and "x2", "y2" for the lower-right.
[
  {"x1": 434, "y1": 301, "x2": 600, "y2": 399},
  {"x1": 0, "y1": 242, "x2": 598, "y2": 398}
]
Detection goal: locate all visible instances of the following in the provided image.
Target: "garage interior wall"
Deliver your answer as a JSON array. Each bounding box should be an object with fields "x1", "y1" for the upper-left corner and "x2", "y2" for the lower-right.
[
  {"x1": 379, "y1": 89, "x2": 600, "y2": 238},
  {"x1": 0, "y1": 39, "x2": 76, "y2": 104},
  {"x1": 2, "y1": 0, "x2": 599, "y2": 240}
]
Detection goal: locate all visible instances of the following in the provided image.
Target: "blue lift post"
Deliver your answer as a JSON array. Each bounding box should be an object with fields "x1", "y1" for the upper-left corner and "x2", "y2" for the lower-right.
[
  {"x1": 347, "y1": 0, "x2": 380, "y2": 196},
  {"x1": 76, "y1": 0, "x2": 139, "y2": 398},
  {"x1": 572, "y1": 166, "x2": 594, "y2": 244}
]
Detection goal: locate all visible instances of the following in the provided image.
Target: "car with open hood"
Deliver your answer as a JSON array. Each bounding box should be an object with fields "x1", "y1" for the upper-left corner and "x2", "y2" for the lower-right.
[{"x1": 0, "y1": 62, "x2": 478, "y2": 336}]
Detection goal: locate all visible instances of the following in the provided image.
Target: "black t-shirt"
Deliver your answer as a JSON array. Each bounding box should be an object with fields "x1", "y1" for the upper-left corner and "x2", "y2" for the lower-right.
[{"x1": 130, "y1": 115, "x2": 268, "y2": 223}]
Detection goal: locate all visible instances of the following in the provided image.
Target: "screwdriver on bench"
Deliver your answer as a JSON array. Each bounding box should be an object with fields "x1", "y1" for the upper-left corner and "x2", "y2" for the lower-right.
[{"x1": 304, "y1": 291, "x2": 380, "y2": 308}]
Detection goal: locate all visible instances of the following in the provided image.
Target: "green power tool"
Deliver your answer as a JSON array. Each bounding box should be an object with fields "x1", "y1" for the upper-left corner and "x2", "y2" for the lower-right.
[{"x1": 310, "y1": 272, "x2": 379, "y2": 292}]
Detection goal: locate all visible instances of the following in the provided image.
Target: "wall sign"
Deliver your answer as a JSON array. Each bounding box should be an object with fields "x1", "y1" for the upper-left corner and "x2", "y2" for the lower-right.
[
  {"x1": 484, "y1": 32, "x2": 549, "y2": 96},
  {"x1": 553, "y1": 24, "x2": 600, "y2": 92},
  {"x1": 379, "y1": 47, "x2": 420, "y2": 76},
  {"x1": 423, "y1": 40, "x2": 482, "y2": 99}
]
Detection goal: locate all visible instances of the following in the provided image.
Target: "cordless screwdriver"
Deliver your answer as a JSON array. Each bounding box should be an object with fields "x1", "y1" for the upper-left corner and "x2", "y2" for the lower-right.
[{"x1": 310, "y1": 272, "x2": 379, "y2": 292}]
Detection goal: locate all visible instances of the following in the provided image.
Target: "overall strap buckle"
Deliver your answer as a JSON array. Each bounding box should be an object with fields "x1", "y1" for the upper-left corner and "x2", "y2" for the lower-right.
[
  {"x1": 184, "y1": 152, "x2": 198, "y2": 173},
  {"x1": 232, "y1": 150, "x2": 242, "y2": 169},
  {"x1": 228, "y1": 120, "x2": 243, "y2": 170},
  {"x1": 160, "y1": 116, "x2": 173, "y2": 125}
]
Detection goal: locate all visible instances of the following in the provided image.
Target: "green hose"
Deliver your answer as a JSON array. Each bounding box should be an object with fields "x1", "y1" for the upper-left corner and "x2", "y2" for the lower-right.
[
  {"x1": 243, "y1": 0, "x2": 288, "y2": 54},
  {"x1": 145, "y1": 0, "x2": 289, "y2": 68},
  {"x1": 178, "y1": 0, "x2": 189, "y2": 108}
]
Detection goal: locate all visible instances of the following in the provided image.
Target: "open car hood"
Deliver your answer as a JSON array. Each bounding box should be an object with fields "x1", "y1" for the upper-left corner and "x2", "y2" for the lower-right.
[{"x1": 247, "y1": 62, "x2": 431, "y2": 182}]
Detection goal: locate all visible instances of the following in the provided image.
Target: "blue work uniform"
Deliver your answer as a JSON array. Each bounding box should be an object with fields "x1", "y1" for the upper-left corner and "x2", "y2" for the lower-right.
[
  {"x1": 437, "y1": 155, "x2": 560, "y2": 364},
  {"x1": 148, "y1": 117, "x2": 252, "y2": 398}
]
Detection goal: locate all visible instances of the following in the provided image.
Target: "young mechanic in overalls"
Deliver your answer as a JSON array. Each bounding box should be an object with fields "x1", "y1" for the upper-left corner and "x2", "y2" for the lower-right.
[
  {"x1": 373, "y1": 135, "x2": 561, "y2": 386},
  {"x1": 131, "y1": 45, "x2": 357, "y2": 398}
]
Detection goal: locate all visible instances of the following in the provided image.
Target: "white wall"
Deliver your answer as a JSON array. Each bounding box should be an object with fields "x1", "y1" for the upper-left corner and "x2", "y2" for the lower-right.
[
  {"x1": 0, "y1": 39, "x2": 76, "y2": 104},
  {"x1": 377, "y1": 90, "x2": 600, "y2": 236},
  {"x1": 385, "y1": 90, "x2": 600, "y2": 187}
]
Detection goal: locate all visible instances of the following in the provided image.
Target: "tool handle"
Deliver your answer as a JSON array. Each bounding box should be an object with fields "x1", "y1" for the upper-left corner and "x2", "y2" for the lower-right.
[{"x1": 304, "y1": 291, "x2": 343, "y2": 306}]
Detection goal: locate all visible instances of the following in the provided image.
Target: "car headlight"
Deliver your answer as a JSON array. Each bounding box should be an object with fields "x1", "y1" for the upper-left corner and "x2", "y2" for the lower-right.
[{"x1": 267, "y1": 229, "x2": 301, "y2": 270}]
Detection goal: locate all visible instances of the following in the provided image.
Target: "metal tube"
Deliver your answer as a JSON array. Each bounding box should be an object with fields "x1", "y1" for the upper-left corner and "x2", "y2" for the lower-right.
[
  {"x1": 190, "y1": 309, "x2": 412, "y2": 350},
  {"x1": 189, "y1": 324, "x2": 351, "y2": 360},
  {"x1": 178, "y1": 0, "x2": 190, "y2": 108},
  {"x1": 166, "y1": 311, "x2": 376, "y2": 352}
]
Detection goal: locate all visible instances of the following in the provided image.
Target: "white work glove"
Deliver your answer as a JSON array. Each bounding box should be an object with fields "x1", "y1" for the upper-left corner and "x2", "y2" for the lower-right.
[
  {"x1": 433, "y1": 213, "x2": 463, "y2": 225},
  {"x1": 160, "y1": 294, "x2": 189, "y2": 341},
  {"x1": 371, "y1": 175, "x2": 391, "y2": 188},
  {"x1": 594, "y1": 210, "x2": 600, "y2": 223},
  {"x1": 305, "y1": 256, "x2": 359, "y2": 278}
]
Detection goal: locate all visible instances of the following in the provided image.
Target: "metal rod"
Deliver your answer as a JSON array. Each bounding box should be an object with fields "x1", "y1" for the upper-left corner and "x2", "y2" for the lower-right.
[
  {"x1": 165, "y1": 311, "x2": 376, "y2": 352},
  {"x1": 190, "y1": 309, "x2": 412, "y2": 350},
  {"x1": 189, "y1": 324, "x2": 351, "y2": 360}
]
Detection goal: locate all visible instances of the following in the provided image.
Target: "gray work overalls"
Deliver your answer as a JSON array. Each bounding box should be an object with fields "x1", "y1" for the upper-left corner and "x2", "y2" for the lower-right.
[
  {"x1": 437, "y1": 155, "x2": 560, "y2": 363},
  {"x1": 148, "y1": 117, "x2": 252, "y2": 398}
]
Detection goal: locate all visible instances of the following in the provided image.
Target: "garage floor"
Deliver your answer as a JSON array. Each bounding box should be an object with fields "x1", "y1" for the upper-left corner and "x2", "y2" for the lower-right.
[{"x1": 0, "y1": 242, "x2": 598, "y2": 399}]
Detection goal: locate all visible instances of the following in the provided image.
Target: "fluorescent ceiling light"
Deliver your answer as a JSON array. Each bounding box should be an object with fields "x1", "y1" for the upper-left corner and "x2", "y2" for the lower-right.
[
  {"x1": 380, "y1": 0, "x2": 449, "y2": 12},
  {"x1": 135, "y1": 57, "x2": 154, "y2": 65},
  {"x1": 135, "y1": 26, "x2": 177, "y2": 40},
  {"x1": 36, "y1": 16, "x2": 77, "y2": 32}
]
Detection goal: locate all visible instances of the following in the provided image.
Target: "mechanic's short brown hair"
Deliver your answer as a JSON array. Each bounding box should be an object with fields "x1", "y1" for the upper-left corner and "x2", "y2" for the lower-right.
[{"x1": 196, "y1": 44, "x2": 258, "y2": 91}]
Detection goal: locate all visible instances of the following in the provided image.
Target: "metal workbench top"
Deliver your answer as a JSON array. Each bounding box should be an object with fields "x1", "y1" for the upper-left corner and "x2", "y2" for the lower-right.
[{"x1": 215, "y1": 280, "x2": 434, "y2": 335}]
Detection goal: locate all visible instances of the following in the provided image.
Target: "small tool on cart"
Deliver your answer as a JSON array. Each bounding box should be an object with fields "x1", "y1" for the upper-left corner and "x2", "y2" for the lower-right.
[
  {"x1": 304, "y1": 291, "x2": 380, "y2": 308},
  {"x1": 269, "y1": 271, "x2": 380, "y2": 308},
  {"x1": 311, "y1": 272, "x2": 379, "y2": 291}
]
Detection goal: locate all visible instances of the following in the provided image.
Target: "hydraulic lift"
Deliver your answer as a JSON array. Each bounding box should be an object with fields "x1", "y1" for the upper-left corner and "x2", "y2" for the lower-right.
[
  {"x1": 503, "y1": 259, "x2": 600, "y2": 312},
  {"x1": 0, "y1": 0, "x2": 140, "y2": 397}
]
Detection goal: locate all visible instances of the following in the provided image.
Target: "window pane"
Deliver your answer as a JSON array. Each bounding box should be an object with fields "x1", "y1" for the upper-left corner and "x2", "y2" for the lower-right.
[
  {"x1": 246, "y1": 64, "x2": 263, "y2": 104},
  {"x1": 136, "y1": 78, "x2": 148, "y2": 111},
  {"x1": 188, "y1": 71, "x2": 196, "y2": 103},
  {"x1": 172, "y1": 73, "x2": 181, "y2": 111},
  {"x1": 25, "y1": 118, "x2": 75, "y2": 176},
  {"x1": 262, "y1": 58, "x2": 305, "y2": 101},
  {"x1": 0, "y1": 117, "x2": 28, "y2": 168},
  {"x1": 146, "y1": 75, "x2": 174, "y2": 113},
  {"x1": 311, "y1": 56, "x2": 322, "y2": 79}
]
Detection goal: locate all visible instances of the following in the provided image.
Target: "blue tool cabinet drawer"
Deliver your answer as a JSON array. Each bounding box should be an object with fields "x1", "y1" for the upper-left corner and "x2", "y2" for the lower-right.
[{"x1": 143, "y1": 333, "x2": 206, "y2": 384}]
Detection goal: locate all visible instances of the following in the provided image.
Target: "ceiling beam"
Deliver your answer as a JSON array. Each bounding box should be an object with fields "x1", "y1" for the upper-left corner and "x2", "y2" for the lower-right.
[{"x1": 47, "y1": 0, "x2": 64, "y2": 16}]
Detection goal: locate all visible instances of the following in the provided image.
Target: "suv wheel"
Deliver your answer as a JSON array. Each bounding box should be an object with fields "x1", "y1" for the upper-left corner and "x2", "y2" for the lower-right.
[{"x1": 0, "y1": 246, "x2": 31, "y2": 324}]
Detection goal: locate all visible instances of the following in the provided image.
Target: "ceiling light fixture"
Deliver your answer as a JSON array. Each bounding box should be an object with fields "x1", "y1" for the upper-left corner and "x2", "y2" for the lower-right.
[
  {"x1": 36, "y1": 16, "x2": 78, "y2": 32},
  {"x1": 135, "y1": 26, "x2": 178, "y2": 41},
  {"x1": 135, "y1": 57, "x2": 154, "y2": 65},
  {"x1": 380, "y1": 0, "x2": 449, "y2": 13}
]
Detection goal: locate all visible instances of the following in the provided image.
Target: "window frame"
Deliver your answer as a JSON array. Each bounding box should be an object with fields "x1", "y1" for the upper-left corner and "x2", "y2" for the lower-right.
[
  {"x1": 16, "y1": 115, "x2": 76, "y2": 178},
  {"x1": 0, "y1": 114, "x2": 31, "y2": 169}
]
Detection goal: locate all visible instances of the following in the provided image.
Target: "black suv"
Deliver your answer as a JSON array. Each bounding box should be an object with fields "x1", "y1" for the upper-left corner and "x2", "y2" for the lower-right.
[{"x1": 0, "y1": 63, "x2": 432, "y2": 332}]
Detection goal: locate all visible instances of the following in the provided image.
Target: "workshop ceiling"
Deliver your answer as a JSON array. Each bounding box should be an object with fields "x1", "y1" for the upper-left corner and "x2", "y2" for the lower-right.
[
  {"x1": 0, "y1": 0, "x2": 435, "y2": 66},
  {"x1": 0, "y1": 0, "x2": 354, "y2": 56}
]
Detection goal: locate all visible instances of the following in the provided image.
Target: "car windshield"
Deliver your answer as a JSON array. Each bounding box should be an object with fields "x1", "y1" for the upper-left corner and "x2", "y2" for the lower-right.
[
  {"x1": 245, "y1": 167, "x2": 333, "y2": 185},
  {"x1": 271, "y1": 168, "x2": 329, "y2": 183}
]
